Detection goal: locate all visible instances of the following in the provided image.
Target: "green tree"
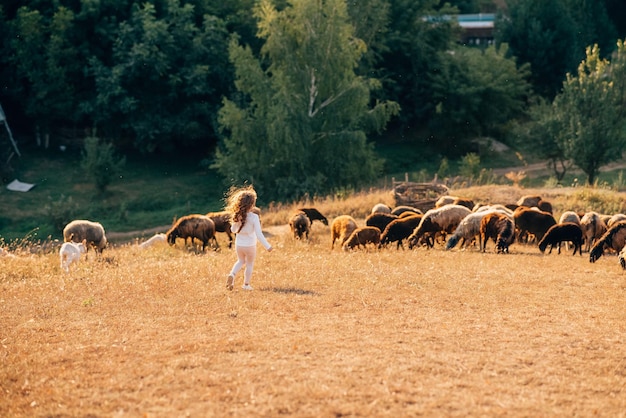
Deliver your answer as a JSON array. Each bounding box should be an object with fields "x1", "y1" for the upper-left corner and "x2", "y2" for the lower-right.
[
  {"x1": 213, "y1": 0, "x2": 399, "y2": 200},
  {"x1": 552, "y1": 41, "x2": 626, "y2": 185},
  {"x1": 90, "y1": 0, "x2": 231, "y2": 153},
  {"x1": 428, "y1": 43, "x2": 531, "y2": 156},
  {"x1": 81, "y1": 135, "x2": 126, "y2": 194}
]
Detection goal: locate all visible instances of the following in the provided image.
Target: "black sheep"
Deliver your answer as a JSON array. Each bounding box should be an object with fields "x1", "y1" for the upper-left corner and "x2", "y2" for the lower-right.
[
  {"x1": 296, "y1": 207, "x2": 329, "y2": 225},
  {"x1": 365, "y1": 212, "x2": 398, "y2": 233},
  {"x1": 537, "y1": 222, "x2": 583, "y2": 255},
  {"x1": 513, "y1": 206, "x2": 556, "y2": 243},
  {"x1": 379, "y1": 214, "x2": 423, "y2": 249}
]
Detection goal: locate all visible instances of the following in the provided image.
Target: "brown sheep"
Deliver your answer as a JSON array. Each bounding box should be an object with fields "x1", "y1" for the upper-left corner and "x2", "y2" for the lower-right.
[
  {"x1": 166, "y1": 214, "x2": 217, "y2": 251},
  {"x1": 206, "y1": 211, "x2": 233, "y2": 248},
  {"x1": 480, "y1": 212, "x2": 515, "y2": 253},
  {"x1": 330, "y1": 215, "x2": 358, "y2": 250},
  {"x1": 63, "y1": 219, "x2": 108, "y2": 256},
  {"x1": 342, "y1": 226, "x2": 381, "y2": 251},
  {"x1": 408, "y1": 205, "x2": 472, "y2": 249},
  {"x1": 537, "y1": 199, "x2": 553, "y2": 214},
  {"x1": 589, "y1": 221, "x2": 626, "y2": 263},
  {"x1": 513, "y1": 206, "x2": 556, "y2": 243},
  {"x1": 580, "y1": 211, "x2": 608, "y2": 252},
  {"x1": 289, "y1": 211, "x2": 311, "y2": 240},
  {"x1": 607, "y1": 213, "x2": 626, "y2": 229},
  {"x1": 435, "y1": 195, "x2": 458, "y2": 208},
  {"x1": 451, "y1": 197, "x2": 475, "y2": 211},
  {"x1": 365, "y1": 212, "x2": 398, "y2": 233}
]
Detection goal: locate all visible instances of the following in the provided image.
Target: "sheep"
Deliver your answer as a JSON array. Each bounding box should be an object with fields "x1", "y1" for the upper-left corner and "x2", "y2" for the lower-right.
[
  {"x1": 166, "y1": 214, "x2": 217, "y2": 252},
  {"x1": 63, "y1": 219, "x2": 107, "y2": 256},
  {"x1": 391, "y1": 206, "x2": 422, "y2": 216},
  {"x1": 537, "y1": 199, "x2": 553, "y2": 214},
  {"x1": 407, "y1": 205, "x2": 472, "y2": 249},
  {"x1": 371, "y1": 203, "x2": 392, "y2": 214},
  {"x1": 435, "y1": 195, "x2": 458, "y2": 208},
  {"x1": 206, "y1": 211, "x2": 233, "y2": 248},
  {"x1": 365, "y1": 212, "x2": 398, "y2": 233},
  {"x1": 517, "y1": 195, "x2": 542, "y2": 208},
  {"x1": 607, "y1": 213, "x2": 626, "y2": 229},
  {"x1": 614, "y1": 246, "x2": 626, "y2": 271},
  {"x1": 138, "y1": 233, "x2": 167, "y2": 249},
  {"x1": 380, "y1": 214, "x2": 423, "y2": 249},
  {"x1": 480, "y1": 212, "x2": 515, "y2": 253},
  {"x1": 59, "y1": 240, "x2": 87, "y2": 273},
  {"x1": 580, "y1": 211, "x2": 608, "y2": 253},
  {"x1": 589, "y1": 221, "x2": 626, "y2": 263},
  {"x1": 296, "y1": 207, "x2": 329, "y2": 225},
  {"x1": 330, "y1": 215, "x2": 358, "y2": 250},
  {"x1": 342, "y1": 226, "x2": 381, "y2": 251},
  {"x1": 513, "y1": 206, "x2": 556, "y2": 243},
  {"x1": 289, "y1": 211, "x2": 311, "y2": 240},
  {"x1": 537, "y1": 222, "x2": 583, "y2": 255},
  {"x1": 558, "y1": 211, "x2": 581, "y2": 225},
  {"x1": 451, "y1": 197, "x2": 475, "y2": 211},
  {"x1": 446, "y1": 208, "x2": 512, "y2": 250}
]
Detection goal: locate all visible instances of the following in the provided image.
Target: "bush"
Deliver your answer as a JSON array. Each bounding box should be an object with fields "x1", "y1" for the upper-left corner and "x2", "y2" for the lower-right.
[{"x1": 81, "y1": 135, "x2": 126, "y2": 194}]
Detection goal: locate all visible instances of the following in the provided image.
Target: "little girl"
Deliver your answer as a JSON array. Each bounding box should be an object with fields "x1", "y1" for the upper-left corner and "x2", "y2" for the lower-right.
[{"x1": 225, "y1": 186, "x2": 273, "y2": 291}]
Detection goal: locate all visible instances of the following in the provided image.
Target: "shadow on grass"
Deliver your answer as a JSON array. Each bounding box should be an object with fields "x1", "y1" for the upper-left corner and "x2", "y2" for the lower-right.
[{"x1": 267, "y1": 287, "x2": 320, "y2": 296}]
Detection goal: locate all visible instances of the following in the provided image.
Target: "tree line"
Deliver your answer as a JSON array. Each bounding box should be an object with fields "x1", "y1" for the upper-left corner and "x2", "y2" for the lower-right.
[{"x1": 1, "y1": 0, "x2": 625, "y2": 198}]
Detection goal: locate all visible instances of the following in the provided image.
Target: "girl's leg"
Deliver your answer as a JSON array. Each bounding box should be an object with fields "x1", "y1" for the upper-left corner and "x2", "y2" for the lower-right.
[
  {"x1": 229, "y1": 246, "x2": 248, "y2": 276},
  {"x1": 241, "y1": 246, "x2": 257, "y2": 286}
]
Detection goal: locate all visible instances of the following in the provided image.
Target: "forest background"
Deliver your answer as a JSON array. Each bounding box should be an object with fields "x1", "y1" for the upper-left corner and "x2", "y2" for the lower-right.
[{"x1": 1, "y1": 0, "x2": 626, "y2": 240}]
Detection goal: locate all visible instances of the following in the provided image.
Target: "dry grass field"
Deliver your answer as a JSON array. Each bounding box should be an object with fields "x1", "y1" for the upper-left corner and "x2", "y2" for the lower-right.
[{"x1": 2, "y1": 186, "x2": 626, "y2": 417}]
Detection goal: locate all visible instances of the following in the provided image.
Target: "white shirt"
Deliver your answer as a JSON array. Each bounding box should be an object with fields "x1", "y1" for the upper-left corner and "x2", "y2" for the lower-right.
[{"x1": 231, "y1": 212, "x2": 272, "y2": 249}]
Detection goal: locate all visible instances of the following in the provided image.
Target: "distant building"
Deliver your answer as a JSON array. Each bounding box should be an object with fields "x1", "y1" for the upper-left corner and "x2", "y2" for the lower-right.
[
  {"x1": 424, "y1": 13, "x2": 495, "y2": 47},
  {"x1": 456, "y1": 14, "x2": 495, "y2": 46}
]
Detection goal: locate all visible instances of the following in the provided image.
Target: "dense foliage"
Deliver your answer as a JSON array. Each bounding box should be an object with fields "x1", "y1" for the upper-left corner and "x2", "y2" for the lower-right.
[{"x1": 1, "y1": 0, "x2": 625, "y2": 198}]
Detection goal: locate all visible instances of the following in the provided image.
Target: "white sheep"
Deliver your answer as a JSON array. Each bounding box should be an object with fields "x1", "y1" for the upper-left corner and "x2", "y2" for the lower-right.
[
  {"x1": 607, "y1": 213, "x2": 626, "y2": 229},
  {"x1": 446, "y1": 206, "x2": 513, "y2": 250},
  {"x1": 371, "y1": 203, "x2": 392, "y2": 214},
  {"x1": 59, "y1": 240, "x2": 87, "y2": 273},
  {"x1": 408, "y1": 204, "x2": 472, "y2": 249},
  {"x1": 580, "y1": 211, "x2": 608, "y2": 252},
  {"x1": 138, "y1": 233, "x2": 167, "y2": 249},
  {"x1": 559, "y1": 211, "x2": 581, "y2": 225}
]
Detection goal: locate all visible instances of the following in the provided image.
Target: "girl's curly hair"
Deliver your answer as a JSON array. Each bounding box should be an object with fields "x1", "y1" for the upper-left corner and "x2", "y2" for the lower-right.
[{"x1": 225, "y1": 185, "x2": 257, "y2": 233}]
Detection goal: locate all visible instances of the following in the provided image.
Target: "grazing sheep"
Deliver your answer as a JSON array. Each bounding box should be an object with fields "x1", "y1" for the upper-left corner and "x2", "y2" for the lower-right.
[
  {"x1": 166, "y1": 214, "x2": 217, "y2": 251},
  {"x1": 63, "y1": 219, "x2": 108, "y2": 256},
  {"x1": 451, "y1": 197, "x2": 475, "y2": 211},
  {"x1": 589, "y1": 221, "x2": 626, "y2": 263},
  {"x1": 289, "y1": 211, "x2": 311, "y2": 240},
  {"x1": 619, "y1": 245, "x2": 626, "y2": 269},
  {"x1": 607, "y1": 213, "x2": 626, "y2": 229},
  {"x1": 537, "y1": 199, "x2": 553, "y2": 214},
  {"x1": 408, "y1": 205, "x2": 472, "y2": 249},
  {"x1": 206, "y1": 211, "x2": 233, "y2": 248},
  {"x1": 296, "y1": 207, "x2": 329, "y2": 225},
  {"x1": 517, "y1": 195, "x2": 542, "y2": 208},
  {"x1": 391, "y1": 206, "x2": 422, "y2": 216},
  {"x1": 513, "y1": 206, "x2": 556, "y2": 243},
  {"x1": 331, "y1": 215, "x2": 358, "y2": 250},
  {"x1": 365, "y1": 212, "x2": 398, "y2": 233},
  {"x1": 138, "y1": 233, "x2": 167, "y2": 249},
  {"x1": 342, "y1": 226, "x2": 381, "y2": 251},
  {"x1": 480, "y1": 212, "x2": 515, "y2": 253},
  {"x1": 580, "y1": 211, "x2": 608, "y2": 253},
  {"x1": 558, "y1": 211, "x2": 581, "y2": 225},
  {"x1": 446, "y1": 208, "x2": 512, "y2": 250},
  {"x1": 371, "y1": 203, "x2": 392, "y2": 214},
  {"x1": 599, "y1": 214, "x2": 613, "y2": 227},
  {"x1": 435, "y1": 195, "x2": 458, "y2": 208},
  {"x1": 538, "y1": 222, "x2": 583, "y2": 255},
  {"x1": 59, "y1": 240, "x2": 87, "y2": 273},
  {"x1": 380, "y1": 214, "x2": 423, "y2": 249}
]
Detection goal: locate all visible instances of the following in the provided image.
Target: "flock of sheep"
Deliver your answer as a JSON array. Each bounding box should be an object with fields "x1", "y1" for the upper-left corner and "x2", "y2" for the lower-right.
[
  {"x1": 289, "y1": 194, "x2": 626, "y2": 270},
  {"x1": 14, "y1": 192, "x2": 626, "y2": 274}
]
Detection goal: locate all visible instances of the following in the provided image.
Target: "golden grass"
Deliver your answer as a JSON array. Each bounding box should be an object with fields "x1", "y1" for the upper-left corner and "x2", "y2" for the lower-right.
[{"x1": 2, "y1": 213, "x2": 626, "y2": 417}]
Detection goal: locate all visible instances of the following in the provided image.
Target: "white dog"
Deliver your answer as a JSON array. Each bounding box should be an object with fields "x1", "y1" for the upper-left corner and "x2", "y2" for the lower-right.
[{"x1": 59, "y1": 240, "x2": 87, "y2": 273}]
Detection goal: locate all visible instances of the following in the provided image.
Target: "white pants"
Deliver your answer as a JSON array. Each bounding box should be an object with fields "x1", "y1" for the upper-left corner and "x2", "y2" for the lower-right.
[{"x1": 229, "y1": 245, "x2": 257, "y2": 285}]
